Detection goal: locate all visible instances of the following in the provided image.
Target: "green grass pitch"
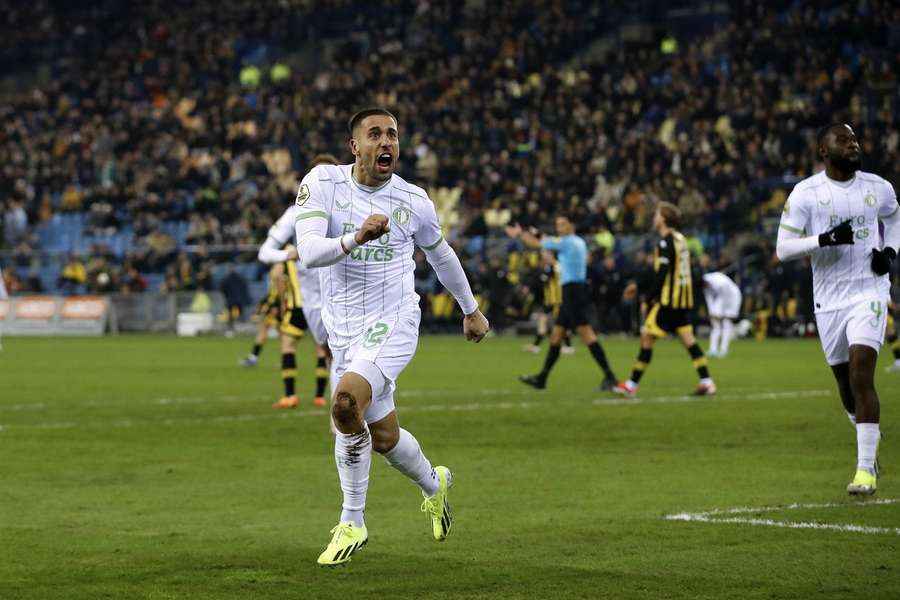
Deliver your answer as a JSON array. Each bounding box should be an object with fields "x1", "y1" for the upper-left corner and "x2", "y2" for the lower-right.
[{"x1": 1, "y1": 334, "x2": 898, "y2": 599}]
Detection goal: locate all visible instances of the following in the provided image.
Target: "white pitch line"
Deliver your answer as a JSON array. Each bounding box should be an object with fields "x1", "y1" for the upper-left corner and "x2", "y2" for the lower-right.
[
  {"x1": 0, "y1": 389, "x2": 518, "y2": 413},
  {"x1": 667, "y1": 514, "x2": 900, "y2": 536},
  {"x1": 692, "y1": 497, "x2": 900, "y2": 516},
  {"x1": 0, "y1": 388, "x2": 832, "y2": 432},
  {"x1": 594, "y1": 389, "x2": 831, "y2": 406},
  {"x1": 665, "y1": 498, "x2": 900, "y2": 536}
]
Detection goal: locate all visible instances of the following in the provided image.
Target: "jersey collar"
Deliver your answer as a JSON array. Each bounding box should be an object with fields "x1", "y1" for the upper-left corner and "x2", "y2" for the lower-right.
[
  {"x1": 824, "y1": 172, "x2": 856, "y2": 189},
  {"x1": 350, "y1": 166, "x2": 392, "y2": 193}
]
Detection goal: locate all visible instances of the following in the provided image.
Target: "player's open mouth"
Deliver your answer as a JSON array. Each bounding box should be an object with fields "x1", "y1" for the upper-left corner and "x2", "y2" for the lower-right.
[{"x1": 376, "y1": 152, "x2": 393, "y2": 173}]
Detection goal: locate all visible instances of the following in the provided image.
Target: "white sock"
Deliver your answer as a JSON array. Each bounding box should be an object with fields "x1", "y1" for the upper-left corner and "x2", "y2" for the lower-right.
[
  {"x1": 856, "y1": 423, "x2": 880, "y2": 474},
  {"x1": 699, "y1": 377, "x2": 713, "y2": 386},
  {"x1": 709, "y1": 320, "x2": 721, "y2": 354},
  {"x1": 382, "y1": 428, "x2": 439, "y2": 497},
  {"x1": 335, "y1": 424, "x2": 372, "y2": 527},
  {"x1": 720, "y1": 320, "x2": 734, "y2": 355},
  {"x1": 846, "y1": 412, "x2": 856, "y2": 426}
]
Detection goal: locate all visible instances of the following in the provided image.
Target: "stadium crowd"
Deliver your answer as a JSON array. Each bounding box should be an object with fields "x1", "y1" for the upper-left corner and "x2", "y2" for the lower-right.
[{"x1": 1, "y1": 0, "x2": 899, "y2": 333}]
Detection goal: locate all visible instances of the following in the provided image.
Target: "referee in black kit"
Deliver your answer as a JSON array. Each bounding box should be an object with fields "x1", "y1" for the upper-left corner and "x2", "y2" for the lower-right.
[{"x1": 506, "y1": 214, "x2": 618, "y2": 390}]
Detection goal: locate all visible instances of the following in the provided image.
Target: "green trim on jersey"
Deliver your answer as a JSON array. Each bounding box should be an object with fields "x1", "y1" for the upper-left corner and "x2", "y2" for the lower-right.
[
  {"x1": 779, "y1": 223, "x2": 805, "y2": 235},
  {"x1": 295, "y1": 211, "x2": 328, "y2": 221},
  {"x1": 884, "y1": 203, "x2": 899, "y2": 218},
  {"x1": 420, "y1": 235, "x2": 444, "y2": 250}
]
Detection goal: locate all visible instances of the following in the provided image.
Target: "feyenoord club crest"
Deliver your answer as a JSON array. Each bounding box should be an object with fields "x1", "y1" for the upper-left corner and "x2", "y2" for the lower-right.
[
  {"x1": 392, "y1": 206, "x2": 410, "y2": 225},
  {"x1": 864, "y1": 193, "x2": 876, "y2": 207}
]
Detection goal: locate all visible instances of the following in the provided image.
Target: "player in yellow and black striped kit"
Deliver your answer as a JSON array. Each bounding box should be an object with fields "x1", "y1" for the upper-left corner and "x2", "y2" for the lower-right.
[
  {"x1": 240, "y1": 246, "x2": 308, "y2": 406},
  {"x1": 613, "y1": 202, "x2": 716, "y2": 397},
  {"x1": 268, "y1": 248, "x2": 308, "y2": 407},
  {"x1": 525, "y1": 251, "x2": 574, "y2": 354}
]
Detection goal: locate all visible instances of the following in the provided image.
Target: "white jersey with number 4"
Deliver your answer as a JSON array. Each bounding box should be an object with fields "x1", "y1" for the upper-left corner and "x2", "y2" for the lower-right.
[
  {"x1": 292, "y1": 164, "x2": 443, "y2": 349},
  {"x1": 267, "y1": 205, "x2": 323, "y2": 310},
  {"x1": 779, "y1": 170, "x2": 898, "y2": 313}
]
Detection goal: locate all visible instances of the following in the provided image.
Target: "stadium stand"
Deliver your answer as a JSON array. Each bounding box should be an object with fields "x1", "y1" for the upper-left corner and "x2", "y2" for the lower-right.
[{"x1": 0, "y1": 0, "x2": 898, "y2": 334}]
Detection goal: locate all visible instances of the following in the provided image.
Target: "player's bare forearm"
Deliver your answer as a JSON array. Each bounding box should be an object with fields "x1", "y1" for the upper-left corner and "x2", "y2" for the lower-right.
[
  {"x1": 518, "y1": 230, "x2": 543, "y2": 249},
  {"x1": 463, "y1": 309, "x2": 489, "y2": 343}
]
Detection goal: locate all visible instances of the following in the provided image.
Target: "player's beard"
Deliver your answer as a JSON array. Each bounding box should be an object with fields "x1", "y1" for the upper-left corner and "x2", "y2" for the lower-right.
[{"x1": 831, "y1": 153, "x2": 861, "y2": 173}]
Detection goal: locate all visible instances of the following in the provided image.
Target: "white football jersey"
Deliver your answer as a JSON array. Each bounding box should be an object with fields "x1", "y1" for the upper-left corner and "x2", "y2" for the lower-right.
[
  {"x1": 293, "y1": 164, "x2": 443, "y2": 349},
  {"x1": 779, "y1": 170, "x2": 898, "y2": 313},
  {"x1": 267, "y1": 205, "x2": 323, "y2": 309},
  {"x1": 702, "y1": 272, "x2": 740, "y2": 302}
]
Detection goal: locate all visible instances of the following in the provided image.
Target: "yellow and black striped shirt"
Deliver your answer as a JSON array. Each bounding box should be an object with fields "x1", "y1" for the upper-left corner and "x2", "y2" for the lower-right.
[
  {"x1": 653, "y1": 231, "x2": 693, "y2": 309},
  {"x1": 268, "y1": 245, "x2": 303, "y2": 310},
  {"x1": 543, "y1": 262, "x2": 563, "y2": 307}
]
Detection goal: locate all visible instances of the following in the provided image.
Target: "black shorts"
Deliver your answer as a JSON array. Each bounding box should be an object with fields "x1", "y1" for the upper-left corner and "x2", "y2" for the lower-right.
[
  {"x1": 557, "y1": 282, "x2": 590, "y2": 329},
  {"x1": 280, "y1": 306, "x2": 308, "y2": 337},
  {"x1": 643, "y1": 304, "x2": 693, "y2": 337}
]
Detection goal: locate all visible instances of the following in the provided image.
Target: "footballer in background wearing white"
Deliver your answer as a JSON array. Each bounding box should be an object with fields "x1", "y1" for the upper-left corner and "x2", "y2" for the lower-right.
[
  {"x1": 776, "y1": 123, "x2": 900, "y2": 496},
  {"x1": 294, "y1": 108, "x2": 489, "y2": 566},
  {"x1": 702, "y1": 269, "x2": 742, "y2": 358},
  {"x1": 258, "y1": 153, "x2": 340, "y2": 409}
]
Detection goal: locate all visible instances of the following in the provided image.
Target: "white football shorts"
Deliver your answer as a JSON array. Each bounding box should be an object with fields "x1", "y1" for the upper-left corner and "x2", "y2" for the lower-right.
[
  {"x1": 330, "y1": 310, "x2": 420, "y2": 424},
  {"x1": 301, "y1": 306, "x2": 328, "y2": 346},
  {"x1": 705, "y1": 291, "x2": 742, "y2": 320},
  {"x1": 815, "y1": 300, "x2": 888, "y2": 365}
]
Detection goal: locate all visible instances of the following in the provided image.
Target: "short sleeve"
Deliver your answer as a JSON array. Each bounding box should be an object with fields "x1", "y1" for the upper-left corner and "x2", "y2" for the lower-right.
[
  {"x1": 413, "y1": 196, "x2": 444, "y2": 250},
  {"x1": 656, "y1": 237, "x2": 674, "y2": 265},
  {"x1": 779, "y1": 187, "x2": 810, "y2": 237},
  {"x1": 540, "y1": 237, "x2": 561, "y2": 251}
]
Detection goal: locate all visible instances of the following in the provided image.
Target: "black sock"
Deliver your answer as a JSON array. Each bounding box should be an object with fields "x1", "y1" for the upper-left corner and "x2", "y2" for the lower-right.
[
  {"x1": 539, "y1": 345, "x2": 561, "y2": 379},
  {"x1": 315, "y1": 356, "x2": 328, "y2": 398},
  {"x1": 564, "y1": 334, "x2": 572, "y2": 347},
  {"x1": 532, "y1": 334, "x2": 544, "y2": 346},
  {"x1": 890, "y1": 335, "x2": 900, "y2": 359},
  {"x1": 587, "y1": 341, "x2": 614, "y2": 379},
  {"x1": 281, "y1": 353, "x2": 296, "y2": 397},
  {"x1": 252, "y1": 344, "x2": 262, "y2": 357},
  {"x1": 687, "y1": 343, "x2": 710, "y2": 379},
  {"x1": 630, "y1": 347, "x2": 652, "y2": 384}
]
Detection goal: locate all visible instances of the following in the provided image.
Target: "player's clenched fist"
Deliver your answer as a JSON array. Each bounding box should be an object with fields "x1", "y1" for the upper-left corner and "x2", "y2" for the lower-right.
[
  {"x1": 463, "y1": 309, "x2": 489, "y2": 343},
  {"x1": 355, "y1": 214, "x2": 391, "y2": 245}
]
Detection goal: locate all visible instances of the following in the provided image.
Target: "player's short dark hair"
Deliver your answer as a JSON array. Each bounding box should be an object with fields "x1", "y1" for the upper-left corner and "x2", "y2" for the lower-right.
[
  {"x1": 816, "y1": 122, "x2": 850, "y2": 148},
  {"x1": 311, "y1": 153, "x2": 339, "y2": 166},
  {"x1": 348, "y1": 107, "x2": 397, "y2": 136},
  {"x1": 657, "y1": 201, "x2": 681, "y2": 228},
  {"x1": 554, "y1": 213, "x2": 574, "y2": 223}
]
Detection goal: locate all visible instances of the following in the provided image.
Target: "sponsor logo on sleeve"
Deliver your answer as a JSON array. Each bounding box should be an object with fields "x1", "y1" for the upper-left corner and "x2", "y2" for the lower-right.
[{"x1": 295, "y1": 184, "x2": 310, "y2": 207}]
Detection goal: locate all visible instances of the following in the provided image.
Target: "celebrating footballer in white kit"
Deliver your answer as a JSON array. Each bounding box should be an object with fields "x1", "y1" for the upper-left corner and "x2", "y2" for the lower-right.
[
  {"x1": 294, "y1": 108, "x2": 489, "y2": 566},
  {"x1": 776, "y1": 123, "x2": 900, "y2": 496}
]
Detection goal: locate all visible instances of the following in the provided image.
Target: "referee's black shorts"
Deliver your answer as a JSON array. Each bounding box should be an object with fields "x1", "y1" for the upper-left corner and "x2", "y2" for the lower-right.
[{"x1": 557, "y1": 282, "x2": 591, "y2": 329}]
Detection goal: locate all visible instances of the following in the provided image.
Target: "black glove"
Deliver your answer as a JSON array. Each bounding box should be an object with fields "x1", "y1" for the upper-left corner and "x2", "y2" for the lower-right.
[
  {"x1": 871, "y1": 247, "x2": 897, "y2": 276},
  {"x1": 818, "y1": 219, "x2": 854, "y2": 247}
]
